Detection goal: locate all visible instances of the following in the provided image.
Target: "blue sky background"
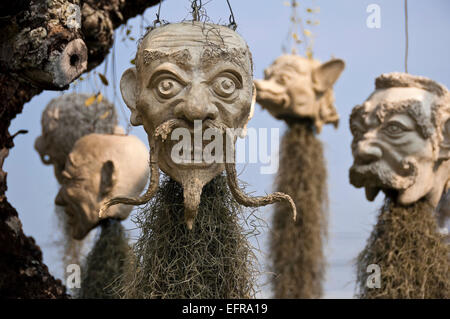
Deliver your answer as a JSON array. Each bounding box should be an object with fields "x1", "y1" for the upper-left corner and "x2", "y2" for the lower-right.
[{"x1": 5, "y1": 0, "x2": 450, "y2": 298}]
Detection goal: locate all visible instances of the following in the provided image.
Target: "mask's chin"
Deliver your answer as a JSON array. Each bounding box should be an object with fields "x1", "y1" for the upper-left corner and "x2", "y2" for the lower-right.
[
  {"x1": 72, "y1": 219, "x2": 88, "y2": 240},
  {"x1": 397, "y1": 179, "x2": 442, "y2": 207},
  {"x1": 158, "y1": 141, "x2": 226, "y2": 229},
  {"x1": 69, "y1": 202, "x2": 96, "y2": 240},
  {"x1": 291, "y1": 100, "x2": 317, "y2": 119}
]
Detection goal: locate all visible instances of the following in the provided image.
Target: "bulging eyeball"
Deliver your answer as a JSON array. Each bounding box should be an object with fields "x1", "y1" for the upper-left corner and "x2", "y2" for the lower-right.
[
  {"x1": 155, "y1": 78, "x2": 184, "y2": 99},
  {"x1": 211, "y1": 73, "x2": 240, "y2": 98}
]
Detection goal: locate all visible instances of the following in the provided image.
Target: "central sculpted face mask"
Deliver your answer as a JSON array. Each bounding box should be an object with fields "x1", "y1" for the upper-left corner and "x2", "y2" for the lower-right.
[
  {"x1": 135, "y1": 22, "x2": 253, "y2": 184},
  {"x1": 104, "y1": 22, "x2": 296, "y2": 229}
]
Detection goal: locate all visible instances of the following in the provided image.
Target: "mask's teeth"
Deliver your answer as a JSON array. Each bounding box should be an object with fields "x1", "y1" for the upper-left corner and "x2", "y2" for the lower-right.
[{"x1": 365, "y1": 186, "x2": 380, "y2": 201}]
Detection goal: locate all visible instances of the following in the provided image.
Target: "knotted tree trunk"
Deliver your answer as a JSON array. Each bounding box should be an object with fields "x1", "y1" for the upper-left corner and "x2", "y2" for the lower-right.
[{"x1": 0, "y1": 0, "x2": 159, "y2": 298}]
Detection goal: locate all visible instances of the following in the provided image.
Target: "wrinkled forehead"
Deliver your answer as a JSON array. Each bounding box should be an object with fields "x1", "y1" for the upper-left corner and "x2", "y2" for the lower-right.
[
  {"x1": 265, "y1": 55, "x2": 317, "y2": 78},
  {"x1": 367, "y1": 87, "x2": 434, "y2": 115},
  {"x1": 351, "y1": 87, "x2": 436, "y2": 123},
  {"x1": 141, "y1": 22, "x2": 246, "y2": 49},
  {"x1": 138, "y1": 22, "x2": 251, "y2": 72}
]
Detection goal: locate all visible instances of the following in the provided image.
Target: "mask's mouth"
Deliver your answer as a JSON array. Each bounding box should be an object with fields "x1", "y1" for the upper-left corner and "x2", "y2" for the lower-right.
[
  {"x1": 162, "y1": 139, "x2": 218, "y2": 168},
  {"x1": 349, "y1": 158, "x2": 418, "y2": 201},
  {"x1": 155, "y1": 118, "x2": 229, "y2": 169}
]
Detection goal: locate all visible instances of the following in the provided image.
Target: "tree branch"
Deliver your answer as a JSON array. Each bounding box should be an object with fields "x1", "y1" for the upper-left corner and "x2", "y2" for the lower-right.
[{"x1": 0, "y1": 0, "x2": 161, "y2": 298}]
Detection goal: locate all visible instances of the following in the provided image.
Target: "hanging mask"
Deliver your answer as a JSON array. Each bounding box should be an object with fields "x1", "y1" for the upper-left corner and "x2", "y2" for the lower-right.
[
  {"x1": 100, "y1": 22, "x2": 296, "y2": 229},
  {"x1": 254, "y1": 55, "x2": 345, "y2": 132},
  {"x1": 349, "y1": 72, "x2": 450, "y2": 207},
  {"x1": 56, "y1": 133, "x2": 149, "y2": 239},
  {"x1": 34, "y1": 93, "x2": 118, "y2": 184}
]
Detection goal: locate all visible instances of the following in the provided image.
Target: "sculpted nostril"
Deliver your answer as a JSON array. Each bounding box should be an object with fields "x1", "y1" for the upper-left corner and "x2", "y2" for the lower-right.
[
  {"x1": 176, "y1": 101, "x2": 219, "y2": 123},
  {"x1": 356, "y1": 142, "x2": 382, "y2": 164}
]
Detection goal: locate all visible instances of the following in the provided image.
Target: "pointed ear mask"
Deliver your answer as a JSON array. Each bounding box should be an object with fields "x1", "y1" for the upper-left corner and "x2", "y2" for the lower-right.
[
  {"x1": 312, "y1": 59, "x2": 345, "y2": 93},
  {"x1": 120, "y1": 67, "x2": 143, "y2": 126}
]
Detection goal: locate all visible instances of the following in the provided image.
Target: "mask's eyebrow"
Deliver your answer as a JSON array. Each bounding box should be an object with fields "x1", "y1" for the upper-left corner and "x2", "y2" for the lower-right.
[
  {"x1": 200, "y1": 47, "x2": 250, "y2": 73},
  {"x1": 147, "y1": 63, "x2": 190, "y2": 86},
  {"x1": 280, "y1": 64, "x2": 304, "y2": 75},
  {"x1": 375, "y1": 99, "x2": 422, "y2": 122},
  {"x1": 61, "y1": 170, "x2": 72, "y2": 180},
  {"x1": 350, "y1": 104, "x2": 366, "y2": 124},
  {"x1": 62, "y1": 169, "x2": 85, "y2": 182},
  {"x1": 375, "y1": 99, "x2": 433, "y2": 138},
  {"x1": 143, "y1": 49, "x2": 192, "y2": 69}
]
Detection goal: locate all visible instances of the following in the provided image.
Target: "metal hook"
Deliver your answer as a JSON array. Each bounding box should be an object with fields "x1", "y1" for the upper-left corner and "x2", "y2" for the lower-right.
[
  {"x1": 191, "y1": 0, "x2": 202, "y2": 21},
  {"x1": 226, "y1": 0, "x2": 237, "y2": 30},
  {"x1": 153, "y1": 0, "x2": 163, "y2": 27}
]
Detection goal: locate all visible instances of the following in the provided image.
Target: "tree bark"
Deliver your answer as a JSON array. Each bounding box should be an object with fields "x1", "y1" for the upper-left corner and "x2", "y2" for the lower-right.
[{"x1": 0, "y1": 0, "x2": 160, "y2": 298}]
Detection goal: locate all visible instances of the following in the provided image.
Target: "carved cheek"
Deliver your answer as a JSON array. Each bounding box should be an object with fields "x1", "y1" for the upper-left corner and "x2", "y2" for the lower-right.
[
  {"x1": 290, "y1": 77, "x2": 313, "y2": 100},
  {"x1": 218, "y1": 92, "x2": 251, "y2": 128},
  {"x1": 137, "y1": 91, "x2": 168, "y2": 130},
  {"x1": 383, "y1": 131, "x2": 431, "y2": 158},
  {"x1": 405, "y1": 137, "x2": 434, "y2": 160}
]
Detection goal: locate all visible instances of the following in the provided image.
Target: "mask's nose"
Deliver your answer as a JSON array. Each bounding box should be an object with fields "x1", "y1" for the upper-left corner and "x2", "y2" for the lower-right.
[
  {"x1": 55, "y1": 189, "x2": 66, "y2": 206},
  {"x1": 254, "y1": 79, "x2": 286, "y2": 95},
  {"x1": 355, "y1": 140, "x2": 382, "y2": 165},
  {"x1": 174, "y1": 84, "x2": 218, "y2": 123}
]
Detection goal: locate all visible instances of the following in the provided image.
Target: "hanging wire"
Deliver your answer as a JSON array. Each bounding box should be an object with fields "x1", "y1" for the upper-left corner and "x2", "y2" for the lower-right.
[
  {"x1": 191, "y1": 0, "x2": 202, "y2": 21},
  {"x1": 226, "y1": 0, "x2": 237, "y2": 30},
  {"x1": 404, "y1": 0, "x2": 409, "y2": 73},
  {"x1": 153, "y1": 0, "x2": 163, "y2": 27},
  {"x1": 111, "y1": 37, "x2": 132, "y2": 134},
  {"x1": 281, "y1": 0, "x2": 317, "y2": 57}
]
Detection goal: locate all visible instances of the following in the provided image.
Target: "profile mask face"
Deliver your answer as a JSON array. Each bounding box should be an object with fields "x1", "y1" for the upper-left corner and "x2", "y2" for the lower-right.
[
  {"x1": 100, "y1": 22, "x2": 296, "y2": 229},
  {"x1": 55, "y1": 134, "x2": 149, "y2": 239},
  {"x1": 349, "y1": 73, "x2": 450, "y2": 207},
  {"x1": 254, "y1": 55, "x2": 345, "y2": 132}
]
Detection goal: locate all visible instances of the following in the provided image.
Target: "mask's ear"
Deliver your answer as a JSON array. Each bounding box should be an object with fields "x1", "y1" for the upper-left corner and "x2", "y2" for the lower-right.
[
  {"x1": 439, "y1": 117, "x2": 450, "y2": 159},
  {"x1": 120, "y1": 67, "x2": 142, "y2": 126},
  {"x1": 312, "y1": 59, "x2": 345, "y2": 93},
  {"x1": 34, "y1": 135, "x2": 51, "y2": 165},
  {"x1": 239, "y1": 83, "x2": 256, "y2": 138},
  {"x1": 100, "y1": 160, "x2": 117, "y2": 199}
]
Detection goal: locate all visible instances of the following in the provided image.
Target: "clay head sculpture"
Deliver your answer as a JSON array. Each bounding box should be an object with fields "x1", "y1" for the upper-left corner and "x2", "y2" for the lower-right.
[
  {"x1": 34, "y1": 93, "x2": 117, "y2": 183},
  {"x1": 349, "y1": 72, "x2": 450, "y2": 207},
  {"x1": 254, "y1": 55, "x2": 345, "y2": 132},
  {"x1": 100, "y1": 22, "x2": 296, "y2": 229},
  {"x1": 55, "y1": 133, "x2": 149, "y2": 239}
]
